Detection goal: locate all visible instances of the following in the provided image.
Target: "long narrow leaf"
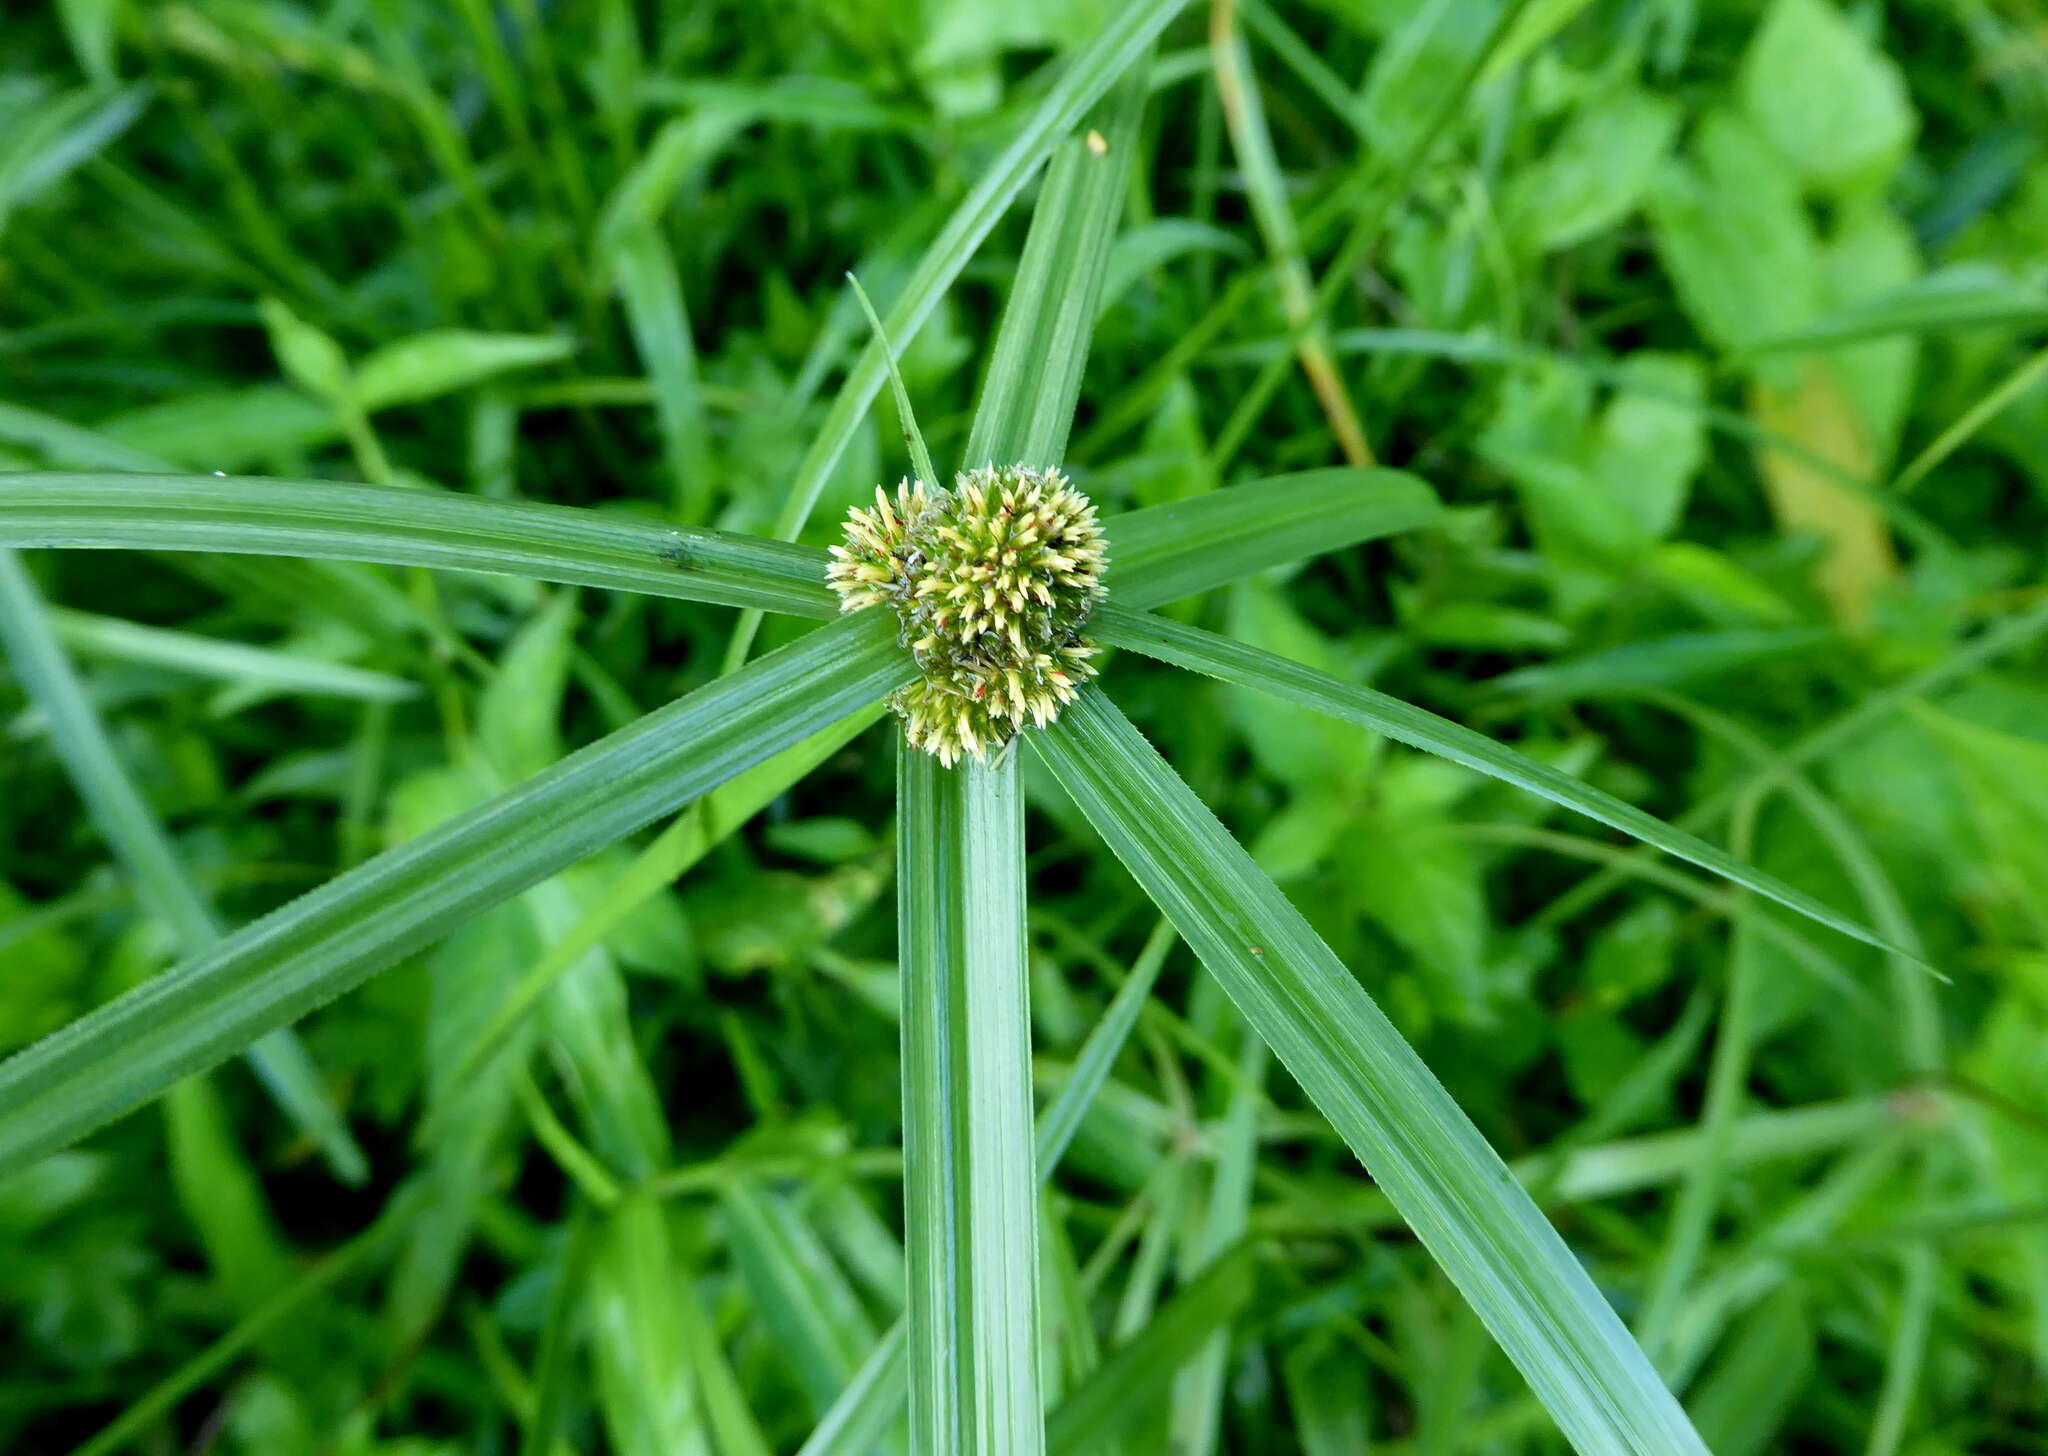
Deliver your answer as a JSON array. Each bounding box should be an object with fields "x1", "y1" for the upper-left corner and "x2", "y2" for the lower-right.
[
  {"x1": 0, "y1": 612, "x2": 912, "y2": 1172},
  {"x1": 590, "y1": 1195, "x2": 708, "y2": 1456},
  {"x1": 898, "y1": 749, "x2": 1042, "y2": 1454},
  {"x1": 963, "y1": 75, "x2": 1145, "y2": 471},
  {"x1": 0, "y1": 473, "x2": 836, "y2": 616},
  {"x1": 803, "y1": 916, "x2": 1182, "y2": 1455},
  {"x1": 798, "y1": 1322, "x2": 911, "y2": 1456},
  {"x1": 725, "y1": 1181, "x2": 880, "y2": 1416},
  {"x1": 48, "y1": 605, "x2": 418, "y2": 703},
  {"x1": 1034, "y1": 919, "x2": 1174, "y2": 1174},
  {"x1": 1210, "y1": 3, "x2": 1373, "y2": 465},
  {"x1": 0, "y1": 467, "x2": 1440, "y2": 627},
  {"x1": 1103, "y1": 469, "x2": 1441, "y2": 610},
  {"x1": 764, "y1": 0, "x2": 1191, "y2": 545},
  {"x1": 609, "y1": 225, "x2": 712, "y2": 519},
  {"x1": 721, "y1": 0, "x2": 1191, "y2": 671},
  {"x1": 0, "y1": 551, "x2": 367, "y2": 1182},
  {"x1": 1094, "y1": 603, "x2": 1910, "y2": 960},
  {"x1": 1044, "y1": 1243, "x2": 1259, "y2": 1456},
  {"x1": 1033, "y1": 687, "x2": 1708, "y2": 1456},
  {"x1": 430, "y1": 704, "x2": 886, "y2": 1111}
]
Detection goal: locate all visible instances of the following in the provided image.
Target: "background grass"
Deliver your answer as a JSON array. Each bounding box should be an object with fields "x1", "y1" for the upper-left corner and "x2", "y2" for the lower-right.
[{"x1": 4, "y1": 0, "x2": 2048, "y2": 1451}]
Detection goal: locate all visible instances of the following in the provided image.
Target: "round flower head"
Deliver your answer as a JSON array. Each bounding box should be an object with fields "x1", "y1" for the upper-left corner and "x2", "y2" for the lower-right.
[{"x1": 827, "y1": 464, "x2": 1107, "y2": 765}]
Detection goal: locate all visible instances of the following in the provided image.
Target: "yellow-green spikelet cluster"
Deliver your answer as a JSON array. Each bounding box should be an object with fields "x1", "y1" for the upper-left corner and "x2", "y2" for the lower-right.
[{"x1": 827, "y1": 464, "x2": 1107, "y2": 765}]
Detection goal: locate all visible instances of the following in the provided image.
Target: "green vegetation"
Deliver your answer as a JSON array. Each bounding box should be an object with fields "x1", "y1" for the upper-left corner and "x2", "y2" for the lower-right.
[{"x1": 3, "y1": 1, "x2": 2046, "y2": 1452}]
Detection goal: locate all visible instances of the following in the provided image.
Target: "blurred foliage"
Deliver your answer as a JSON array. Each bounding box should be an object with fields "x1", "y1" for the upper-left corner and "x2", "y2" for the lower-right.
[{"x1": 2, "y1": 0, "x2": 2047, "y2": 1451}]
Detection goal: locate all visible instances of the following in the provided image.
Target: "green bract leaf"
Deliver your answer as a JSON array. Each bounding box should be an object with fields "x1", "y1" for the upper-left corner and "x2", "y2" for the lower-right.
[
  {"x1": 0, "y1": 473, "x2": 837, "y2": 617},
  {"x1": 0, "y1": 551, "x2": 367, "y2": 1183},
  {"x1": 1095, "y1": 604, "x2": 1915, "y2": 963},
  {"x1": 1033, "y1": 687, "x2": 1709, "y2": 1456},
  {"x1": 0, "y1": 612, "x2": 912, "y2": 1172},
  {"x1": 964, "y1": 74, "x2": 1144, "y2": 471},
  {"x1": 1103, "y1": 468, "x2": 1442, "y2": 610},
  {"x1": 898, "y1": 742, "x2": 1042, "y2": 1453},
  {"x1": 765, "y1": 0, "x2": 1193, "y2": 546}
]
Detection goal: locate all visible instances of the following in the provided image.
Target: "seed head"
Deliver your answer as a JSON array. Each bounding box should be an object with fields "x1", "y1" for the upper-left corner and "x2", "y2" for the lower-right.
[{"x1": 827, "y1": 463, "x2": 1107, "y2": 765}]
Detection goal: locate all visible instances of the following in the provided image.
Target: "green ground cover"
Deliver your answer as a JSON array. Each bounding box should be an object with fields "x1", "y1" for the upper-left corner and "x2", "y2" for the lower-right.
[{"x1": 2, "y1": 1, "x2": 2047, "y2": 1451}]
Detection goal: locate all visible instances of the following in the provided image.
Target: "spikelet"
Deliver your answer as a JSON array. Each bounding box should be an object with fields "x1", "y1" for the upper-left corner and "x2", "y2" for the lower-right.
[{"x1": 825, "y1": 464, "x2": 1107, "y2": 764}]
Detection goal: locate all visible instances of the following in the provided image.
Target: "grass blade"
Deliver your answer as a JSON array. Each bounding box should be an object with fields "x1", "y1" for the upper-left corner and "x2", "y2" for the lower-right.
[
  {"x1": 721, "y1": 0, "x2": 1191, "y2": 669},
  {"x1": 846, "y1": 275, "x2": 940, "y2": 491},
  {"x1": 0, "y1": 401, "x2": 178, "y2": 471},
  {"x1": 1891, "y1": 341, "x2": 2048, "y2": 498},
  {"x1": 962, "y1": 74, "x2": 1146, "y2": 471},
  {"x1": 677, "y1": 1264, "x2": 777, "y2": 1456},
  {"x1": 1044, "y1": 1244, "x2": 1259, "y2": 1455},
  {"x1": 0, "y1": 550, "x2": 367, "y2": 1182},
  {"x1": 1865, "y1": 1246, "x2": 1937, "y2": 1456},
  {"x1": 522, "y1": 1203, "x2": 600, "y2": 1456},
  {"x1": 429, "y1": 704, "x2": 886, "y2": 1113},
  {"x1": 1, "y1": 467, "x2": 1442, "y2": 625},
  {"x1": 725, "y1": 1180, "x2": 881, "y2": 1417},
  {"x1": 1032, "y1": 686, "x2": 1709, "y2": 1456},
  {"x1": 1103, "y1": 469, "x2": 1441, "y2": 610},
  {"x1": 1034, "y1": 919, "x2": 1175, "y2": 1174},
  {"x1": 1635, "y1": 794, "x2": 1767, "y2": 1364},
  {"x1": 47, "y1": 605, "x2": 419, "y2": 703},
  {"x1": 898, "y1": 748, "x2": 1042, "y2": 1454},
  {"x1": 0, "y1": 472, "x2": 837, "y2": 616},
  {"x1": 1738, "y1": 270, "x2": 2048, "y2": 357},
  {"x1": 1258, "y1": 1097, "x2": 1901, "y2": 1235},
  {"x1": 797, "y1": 1322, "x2": 911, "y2": 1456},
  {"x1": 763, "y1": 0, "x2": 1188, "y2": 541},
  {"x1": 1168, "y1": 1036, "x2": 1265, "y2": 1456},
  {"x1": 1209, "y1": 0, "x2": 1372, "y2": 464},
  {"x1": 608, "y1": 224, "x2": 712, "y2": 519},
  {"x1": 1095, "y1": 603, "x2": 1914, "y2": 961},
  {"x1": 590, "y1": 1194, "x2": 707, "y2": 1456},
  {"x1": 803, "y1": 918, "x2": 1178, "y2": 1454},
  {"x1": 0, "y1": 612, "x2": 912, "y2": 1172}
]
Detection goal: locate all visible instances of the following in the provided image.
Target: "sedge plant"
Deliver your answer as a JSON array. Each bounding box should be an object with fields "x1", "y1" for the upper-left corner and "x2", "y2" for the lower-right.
[{"x1": 0, "y1": 6, "x2": 1954, "y2": 1455}]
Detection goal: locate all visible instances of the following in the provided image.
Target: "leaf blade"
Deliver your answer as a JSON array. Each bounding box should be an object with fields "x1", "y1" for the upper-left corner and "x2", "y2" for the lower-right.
[
  {"x1": 0, "y1": 612, "x2": 911, "y2": 1172},
  {"x1": 0, "y1": 550, "x2": 367, "y2": 1182},
  {"x1": 898, "y1": 749, "x2": 1042, "y2": 1455},
  {"x1": 1095, "y1": 603, "x2": 1912, "y2": 960},
  {"x1": 0, "y1": 472, "x2": 837, "y2": 617},
  {"x1": 1044, "y1": 1244, "x2": 1259, "y2": 1456},
  {"x1": 1102, "y1": 469, "x2": 1442, "y2": 610},
  {"x1": 764, "y1": 0, "x2": 1192, "y2": 545},
  {"x1": 963, "y1": 74, "x2": 1145, "y2": 471},
  {"x1": 1033, "y1": 686, "x2": 1708, "y2": 1456}
]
